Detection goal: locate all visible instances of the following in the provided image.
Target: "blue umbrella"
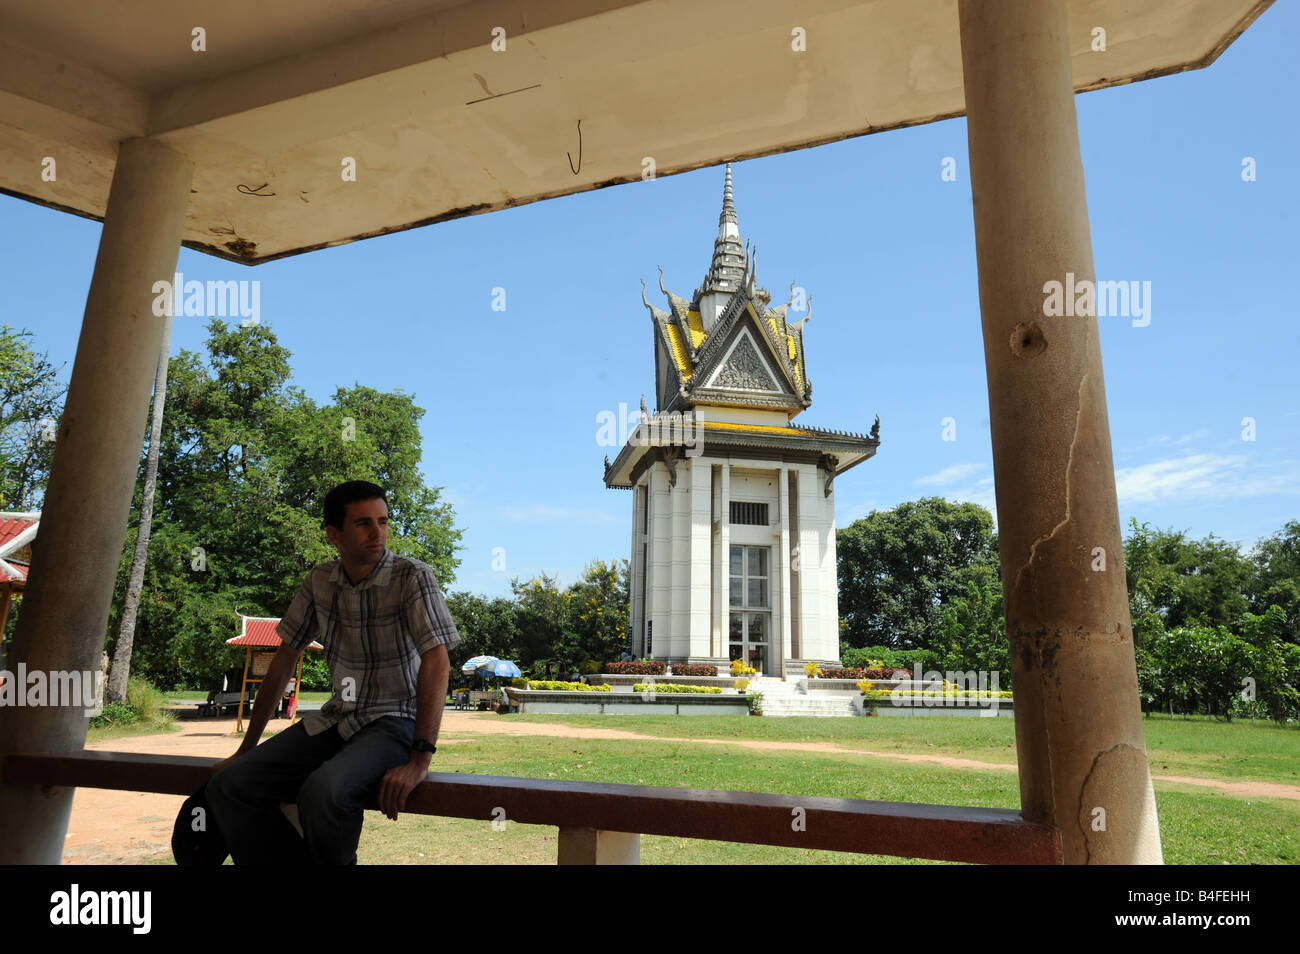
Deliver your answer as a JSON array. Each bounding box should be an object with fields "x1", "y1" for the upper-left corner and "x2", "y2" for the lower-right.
[
  {"x1": 461, "y1": 655, "x2": 499, "y2": 673},
  {"x1": 480, "y1": 659, "x2": 522, "y2": 679}
]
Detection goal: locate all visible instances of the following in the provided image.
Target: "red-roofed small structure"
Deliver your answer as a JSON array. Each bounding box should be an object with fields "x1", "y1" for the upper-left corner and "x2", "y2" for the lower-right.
[
  {"x1": 227, "y1": 616, "x2": 322, "y2": 651},
  {"x1": 0, "y1": 513, "x2": 39, "y2": 687},
  {"x1": 226, "y1": 615, "x2": 322, "y2": 730}
]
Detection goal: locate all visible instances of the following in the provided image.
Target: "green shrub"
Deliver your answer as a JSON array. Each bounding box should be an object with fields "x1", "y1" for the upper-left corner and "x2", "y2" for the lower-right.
[
  {"x1": 125, "y1": 674, "x2": 168, "y2": 721},
  {"x1": 842, "y1": 645, "x2": 938, "y2": 673},
  {"x1": 299, "y1": 654, "x2": 332, "y2": 691},
  {"x1": 89, "y1": 675, "x2": 176, "y2": 729},
  {"x1": 89, "y1": 701, "x2": 138, "y2": 728}
]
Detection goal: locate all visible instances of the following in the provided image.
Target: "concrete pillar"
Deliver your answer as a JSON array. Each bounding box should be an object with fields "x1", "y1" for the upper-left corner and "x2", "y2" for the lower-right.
[
  {"x1": 688, "y1": 458, "x2": 711, "y2": 661},
  {"x1": 777, "y1": 465, "x2": 791, "y2": 677},
  {"x1": 958, "y1": 0, "x2": 1162, "y2": 863},
  {"x1": 822, "y1": 473, "x2": 839, "y2": 665},
  {"x1": 0, "y1": 138, "x2": 193, "y2": 863},
  {"x1": 788, "y1": 468, "x2": 801, "y2": 662},
  {"x1": 710, "y1": 464, "x2": 720, "y2": 658},
  {"x1": 629, "y1": 483, "x2": 641, "y2": 658},
  {"x1": 720, "y1": 465, "x2": 731, "y2": 664},
  {"x1": 669, "y1": 460, "x2": 690, "y2": 661},
  {"x1": 557, "y1": 828, "x2": 640, "y2": 864}
]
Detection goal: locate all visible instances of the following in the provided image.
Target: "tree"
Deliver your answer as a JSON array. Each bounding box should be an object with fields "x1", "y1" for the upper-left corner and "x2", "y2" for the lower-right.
[
  {"x1": 1249, "y1": 520, "x2": 1300, "y2": 644},
  {"x1": 837, "y1": 498, "x2": 1000, "y2": 649},
  {"x1": 0, "y1": 324, "x2": 66, "y2": 510},
  {"x1": 108, "y1": 314, "x2": 174, "y2": 703},
  {"x1": 1135, "y1": 607, "x2": 1298, "y2": 722},
  {"x1": 106, "y1": 319, "x2": 463, "y2": 690},
  {"x1": 510, "y1": 572, "x2": 572, "y2": 668},
  {"x1": 1236, "y1": 605, "x2": 1300, "y2": 721},
  {"x1": 566, "y1": 559, "x2": 630, "y2": 666},
  {"x1": 445, "y1": 591, "x2": 521, "y2": 672},
  {"x1": 934, "y1": 581, "x2": 1010, "y2": 682},
  {"x1": 1123, "y1": 519, "x2": 1254, "y2": 643}
]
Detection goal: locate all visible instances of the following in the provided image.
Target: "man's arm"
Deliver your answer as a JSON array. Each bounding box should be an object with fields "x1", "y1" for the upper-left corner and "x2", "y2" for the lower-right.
[
  {"x1": 377, "y1": 644, "x2": 449, "y2": 820},
  {"x1": 211, "y1": 643, "x2": 300, "y2": 772}
]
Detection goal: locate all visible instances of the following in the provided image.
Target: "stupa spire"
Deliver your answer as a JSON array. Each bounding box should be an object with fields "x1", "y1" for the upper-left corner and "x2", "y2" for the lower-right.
[
  {"x1": 698, "y1": 163, "x2": 747, "y2": 301},
  {"x1": 718, "y1": 163, "x2": 737, "y2": 238}
]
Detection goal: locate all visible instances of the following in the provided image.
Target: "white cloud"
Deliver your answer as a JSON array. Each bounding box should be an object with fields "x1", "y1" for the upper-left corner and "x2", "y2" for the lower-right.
[
  {"x1": 913, "y1": 462, "x2": 987, "y2": 487},
  {"x1": 838, "y1": 499, "x2": 882, "y2": 523},
  {"x1": 952, "y1": 477, "x2": 997, "y2": 516},
  {"x1": 1115, "y1": 454, "x2": 1300, "y2": 504},
  {"x1": 1133, "y1": 428, "x2": 1210, "y2": 452}
]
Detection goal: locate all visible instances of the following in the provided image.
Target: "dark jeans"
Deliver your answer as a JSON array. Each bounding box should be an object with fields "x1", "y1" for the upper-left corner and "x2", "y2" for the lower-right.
[{"x1": 207, "y1": 716, "x2": 415, "y2": 865}]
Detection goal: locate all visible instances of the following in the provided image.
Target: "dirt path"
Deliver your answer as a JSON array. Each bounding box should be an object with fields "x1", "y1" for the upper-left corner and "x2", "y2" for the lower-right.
[{"x1": 62, "y1": 712, "x2": 1299, "y2": 863}]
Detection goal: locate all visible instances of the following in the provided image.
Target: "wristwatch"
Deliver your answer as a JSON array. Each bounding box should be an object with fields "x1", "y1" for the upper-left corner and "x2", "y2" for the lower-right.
[{"x1": 412, "y1": 738, "x2": 437, "y2": 755}]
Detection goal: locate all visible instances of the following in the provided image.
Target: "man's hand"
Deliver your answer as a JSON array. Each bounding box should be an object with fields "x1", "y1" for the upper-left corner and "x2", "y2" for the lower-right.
[{"x1": 378, "y1": 756, "x2": 430, "y2": 821}]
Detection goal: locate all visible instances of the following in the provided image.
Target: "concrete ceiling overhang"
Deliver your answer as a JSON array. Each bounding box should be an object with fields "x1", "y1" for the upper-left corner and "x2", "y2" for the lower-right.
[{"x1": 0, "y1": 0, "x2": 1272, "y2": 265}]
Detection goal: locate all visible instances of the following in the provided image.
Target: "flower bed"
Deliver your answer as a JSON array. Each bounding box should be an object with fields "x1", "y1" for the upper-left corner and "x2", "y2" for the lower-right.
[
  {"x1": 668, "y1": 664, "x2": 718, "y2": 676},
  {"x1": 864, "y1": 689, "x2": 1013, "y2": 700},
  {"x1": 603, "y1": 661, "x2": 667, "y2": 675},
  {"x1": 525, "y1": 680, "x2": 612, "y2": 691},
  {"x1": 820, "y1": 666, "x2": 910, "y2": 680}
]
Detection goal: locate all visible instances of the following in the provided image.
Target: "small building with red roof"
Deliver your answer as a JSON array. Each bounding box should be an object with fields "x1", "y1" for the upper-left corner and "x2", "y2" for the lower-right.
[
  {"x1": 225, "y1": 615, "x2": 322, "y2": 729},
  {"x1": 0, "y1": 512, "x2": 39, "y2": 667}
]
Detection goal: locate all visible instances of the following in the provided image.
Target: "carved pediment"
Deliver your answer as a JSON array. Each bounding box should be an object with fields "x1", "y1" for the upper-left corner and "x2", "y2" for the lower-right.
[{"x1": 704, "y1": 329, "x2": 781, "y2": 392}]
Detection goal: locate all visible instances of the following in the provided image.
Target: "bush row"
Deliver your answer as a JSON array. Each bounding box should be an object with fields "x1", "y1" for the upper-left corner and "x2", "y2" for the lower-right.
[
  {"x1": 668, "y1": 664, "x2": 718, "y2": 676},
  {"x1": 632, "y1": 683, "x2": 724, "y2": 694},
  {"x1": 523, "y1": 680, "x2": 612, "y2": 692},
  {"x1": 863, "y1": 689, "x2": 1013, "y2": 699},
  {"x1": 603, "y1": 661, "x2": 666, "y2": 675}
]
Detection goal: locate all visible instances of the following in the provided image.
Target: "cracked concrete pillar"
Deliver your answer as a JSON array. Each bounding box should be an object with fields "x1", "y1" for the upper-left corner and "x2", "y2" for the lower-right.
[
  {"x1": 0, "y1": 138, "x2": 193, "y2": 863},
  {"x1": 958, "y1": 0, "x2": 1162, "y2": 863}
]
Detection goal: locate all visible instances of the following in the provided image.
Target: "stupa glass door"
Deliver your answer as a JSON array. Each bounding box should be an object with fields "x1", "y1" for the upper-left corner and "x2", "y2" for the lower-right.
[{"x1": 729, "y1": 545, "x2": 771, "y2": 675}]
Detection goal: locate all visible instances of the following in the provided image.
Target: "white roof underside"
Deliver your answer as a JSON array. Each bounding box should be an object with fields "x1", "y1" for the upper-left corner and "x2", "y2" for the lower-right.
[{"x1": 0, "y1": 0, "x2": 1272, "y2": 264}]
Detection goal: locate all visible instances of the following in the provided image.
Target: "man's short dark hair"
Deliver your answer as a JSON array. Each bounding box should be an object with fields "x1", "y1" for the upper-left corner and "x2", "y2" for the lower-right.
[{"x1": 323, "y1": 481, "x2": 388, "y2": 531}]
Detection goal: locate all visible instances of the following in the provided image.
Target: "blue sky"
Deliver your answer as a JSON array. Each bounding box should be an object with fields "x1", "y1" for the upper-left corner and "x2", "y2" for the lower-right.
[{"x1": 2, "y1": 6, "x2": 1297, "y2": 599}]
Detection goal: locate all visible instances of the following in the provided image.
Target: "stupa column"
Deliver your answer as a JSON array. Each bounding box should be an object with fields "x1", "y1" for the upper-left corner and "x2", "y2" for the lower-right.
[
  {"x1": 958, "y1": 0, "x2": 1162, "y2": 863},
  {"x1": 777, "y1": 465, "x2": 792, "y2": 677},
  {"x1": 0, "y1": 138, "x2": 193, "y2": 863},
  {"x1": 720, "y1": 464, "x2": 732, "y2": 664}
]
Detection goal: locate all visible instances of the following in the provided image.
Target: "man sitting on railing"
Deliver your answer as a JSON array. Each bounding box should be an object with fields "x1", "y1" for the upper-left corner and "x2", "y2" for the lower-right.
[{"x1": 207, "y1": 480, "x2": 461, "y2": 865}]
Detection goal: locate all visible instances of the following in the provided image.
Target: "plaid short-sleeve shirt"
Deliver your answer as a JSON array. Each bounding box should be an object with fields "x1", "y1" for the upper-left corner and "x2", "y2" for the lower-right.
[{"x1": 276, "y1": 549, "x2": 461, "y2": 740}]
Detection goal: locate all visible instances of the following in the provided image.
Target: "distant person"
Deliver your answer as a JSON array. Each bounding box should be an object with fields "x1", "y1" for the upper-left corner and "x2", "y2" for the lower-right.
[{"x1": 207, "y1": 480, "x2": 460, "y2": 864}]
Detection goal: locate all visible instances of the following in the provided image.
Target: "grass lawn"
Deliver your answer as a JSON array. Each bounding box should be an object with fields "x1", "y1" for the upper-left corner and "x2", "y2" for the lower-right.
[
  {"x1": 85, "y1": 715, "x2": 182, "y2": 745},
  {"x1": 348, "y1": 732, "x2": 1299, "y2": 864},
  {"x1": 486, "y1": 711, "x2": 1300, "y2": 785},
  {"x1": 119, "y1": 709, "x2": 1296, "y2": 864},
  {"x1": 168, "y1": 690, "x2": 335, "y2": 703}
]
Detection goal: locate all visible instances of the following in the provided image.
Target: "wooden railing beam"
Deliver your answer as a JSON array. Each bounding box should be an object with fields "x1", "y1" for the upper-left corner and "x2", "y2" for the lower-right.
[{"x1": 1, "y1": 751, "x2": 1063, "y2": 865}]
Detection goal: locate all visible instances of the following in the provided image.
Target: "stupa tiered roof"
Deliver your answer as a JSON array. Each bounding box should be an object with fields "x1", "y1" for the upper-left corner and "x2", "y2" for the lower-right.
[
  {"x1": 643, "y1": 165, "x2": 813, "y2": 417},
  {"x1": 606, "y1": 164, "x2": 879, "y2": 490}
]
